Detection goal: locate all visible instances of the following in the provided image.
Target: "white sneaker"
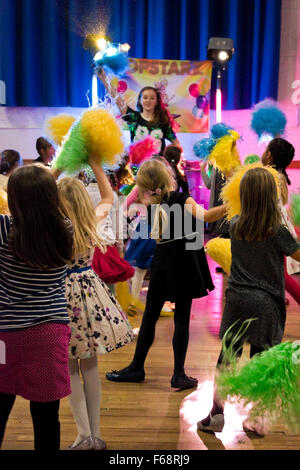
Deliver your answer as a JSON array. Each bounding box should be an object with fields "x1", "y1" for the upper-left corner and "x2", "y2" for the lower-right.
[{"x1": 197, "y1": 413, "x2": 225, "y2": 433}]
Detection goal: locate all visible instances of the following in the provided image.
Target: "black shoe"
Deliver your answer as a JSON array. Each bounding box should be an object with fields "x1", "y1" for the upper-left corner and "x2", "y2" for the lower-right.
[
  {"x1": 171, "y1": 374, "x2": 198, "y2": 390},
  {"x1": 215, "y1": 267, "x2": 224, "y2": 273},
  {"x1": 106, "y1": 366, "x2": 145, "y2": 383}
]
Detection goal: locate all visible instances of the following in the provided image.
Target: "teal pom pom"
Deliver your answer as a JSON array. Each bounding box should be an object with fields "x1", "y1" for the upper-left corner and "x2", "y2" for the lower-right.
[
  {"x1": 52, "y1": 121, "x2": 88, "y2": 174},
  {"x1": 94, "y1": 49, "x2": 129, "y2": 76},
  {"x1": 251, "y1": 99, "x2": 287, "y2": 138},
  {"x1": 291, "y1": 193, "x2": 300, "y2": 227},
  {"x1": 210, "y1": 122, "x2": 233, "y2": 140},
  {"x1": 193, "y1": 137, "x2": 216, "y2": 160}
]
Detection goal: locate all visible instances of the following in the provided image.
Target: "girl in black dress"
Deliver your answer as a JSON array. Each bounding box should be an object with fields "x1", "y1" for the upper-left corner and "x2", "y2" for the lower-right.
[{"x1": 106, "y1": 159, "x2": 226, "y2": 390}]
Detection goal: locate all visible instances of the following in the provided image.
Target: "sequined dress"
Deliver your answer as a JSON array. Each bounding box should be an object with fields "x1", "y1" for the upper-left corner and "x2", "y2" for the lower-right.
[{"x1": 66, "y1": 250, "x2": 134, "y2": 359}]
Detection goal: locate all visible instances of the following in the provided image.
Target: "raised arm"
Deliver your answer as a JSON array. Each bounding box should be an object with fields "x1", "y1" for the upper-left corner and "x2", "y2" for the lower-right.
[
  {"x1": 97, "y1": 68, "x2": 127, "y2": 115},
  {"x1": 88, "y1": 154, "x2": 114, "y2": 224},
  {"x1": 184, "y1": 196, "x2": 227, "y2": 223}
]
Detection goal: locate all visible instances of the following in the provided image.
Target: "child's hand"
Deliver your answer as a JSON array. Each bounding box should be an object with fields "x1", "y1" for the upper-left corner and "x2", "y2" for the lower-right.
[{"x1": 200, "y1": 161, "x2": 207, "y2": 171}]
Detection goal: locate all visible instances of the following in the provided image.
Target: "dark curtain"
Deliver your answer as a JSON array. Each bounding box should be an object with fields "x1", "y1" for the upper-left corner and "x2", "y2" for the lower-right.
[{"x1": 0, "y1": 0, "x2": 281, "y2": 109}]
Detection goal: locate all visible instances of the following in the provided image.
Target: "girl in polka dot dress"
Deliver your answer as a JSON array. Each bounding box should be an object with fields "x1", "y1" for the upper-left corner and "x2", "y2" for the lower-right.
[{"x1": 57, "y1": 154, "x2": 133, "y2": 450}]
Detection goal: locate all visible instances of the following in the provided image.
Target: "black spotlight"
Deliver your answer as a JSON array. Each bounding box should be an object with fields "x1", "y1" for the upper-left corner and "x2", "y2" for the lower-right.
[{"x1": 207, "y1": 37, "x2": 234, "y2": 68}]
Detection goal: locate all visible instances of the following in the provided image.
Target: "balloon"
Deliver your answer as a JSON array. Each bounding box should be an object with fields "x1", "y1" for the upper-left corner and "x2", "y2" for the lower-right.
[
  {"x1": 189, "y1": 83, "x2": 199, "y2": 98},
  {"x1": 192, "y1": 106, "x2": 204, "y2": 119},
  {"x1": 196, "y1": 95, "x2": 208, "y2": 109},
  {"x1": 117, "y1": 80, "x2": 127, "y2": 94}
]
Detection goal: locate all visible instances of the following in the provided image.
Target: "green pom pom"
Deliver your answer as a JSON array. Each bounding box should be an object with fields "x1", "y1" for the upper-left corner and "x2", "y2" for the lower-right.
[
  {"x1": 52, "y1": 121, "x2": 88, "y2": 174},
  {"x1": 291, "y1": 194, "x2": 300, "y2": 228},
  {"x1": 244, "y1": 154, "x2": 260, "y2": 165},
  {"x1": 216, "y1": 341, "x2": 300, "y2": 429}
]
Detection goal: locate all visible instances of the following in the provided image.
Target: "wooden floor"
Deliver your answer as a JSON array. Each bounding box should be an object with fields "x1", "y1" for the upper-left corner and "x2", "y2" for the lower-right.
[{"x1": 3, "y1": 258, "x2": 300, "y2": 451}]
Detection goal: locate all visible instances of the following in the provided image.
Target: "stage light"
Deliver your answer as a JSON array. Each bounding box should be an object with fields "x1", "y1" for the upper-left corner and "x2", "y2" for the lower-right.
[
  {"x1": 207, "y1": 37, "x2": 234, "y2": 66},
  {"x1": 207, "y1": 38, "x2": 234, "y2": 124},
  {"x1": 216, "y1": 88, "x2": 222, "y2": 123},
  {"x1": 83, "y1": 34, "x2": 111, "y2": 54},
  {"x1": 96, "y1": 37, "x2": 107, "y2": 50},
  {"x1": 218, "y1": 51, "x2": 229, "y2": 62},
  {"x1": 92, "y1": 74, "x2": 98, "y2": 108}
]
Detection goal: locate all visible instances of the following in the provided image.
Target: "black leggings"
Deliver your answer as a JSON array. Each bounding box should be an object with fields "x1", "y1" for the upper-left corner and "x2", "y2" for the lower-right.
[
  {"x1": 130, "y1": 279, "x2": 193, "y2": 376},
  {"x1": 0, "y1": 393, "x2": 60, "y2": 450}
]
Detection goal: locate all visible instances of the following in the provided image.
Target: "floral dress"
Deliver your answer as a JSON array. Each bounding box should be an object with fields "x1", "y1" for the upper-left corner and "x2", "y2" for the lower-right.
[{"x1": 66, "y1": 249, "x2": 134, "y2": 359}]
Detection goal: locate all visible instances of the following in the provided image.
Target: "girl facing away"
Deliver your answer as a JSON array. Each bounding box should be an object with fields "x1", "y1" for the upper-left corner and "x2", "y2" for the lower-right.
[
  {"x1": 0, "y1": 164, "x2": 73, "y2": 451},
  {"x1": 57, "y1": 154, "x2": 134, "y2": 450},
  {"x1": 106, "y1": 159, "x2": 226, "y2": 390},
  {"x1": 197, "y1": 167, "x2": 300, "y2": 436}
]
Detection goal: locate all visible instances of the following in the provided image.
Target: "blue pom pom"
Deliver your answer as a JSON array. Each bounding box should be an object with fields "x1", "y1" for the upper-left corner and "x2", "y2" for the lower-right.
[
  {"x1": 251, "y1": 99, "x2": 287, "y2": 138},
  {"x1": 210, "y1": 122, "x2": 233, "y2": 140},
  {"x1": 193, "y1": 137, "x2": 216, "y2": 160},
  {"x1": 94, "y1": 51, "x2": 129, "y2": 76}
]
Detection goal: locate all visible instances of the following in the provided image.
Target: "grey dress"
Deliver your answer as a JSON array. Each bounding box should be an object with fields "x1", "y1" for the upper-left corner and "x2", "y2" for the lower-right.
[{"x1": 219, "y1": 217, "x2": 300, "y2": 349}]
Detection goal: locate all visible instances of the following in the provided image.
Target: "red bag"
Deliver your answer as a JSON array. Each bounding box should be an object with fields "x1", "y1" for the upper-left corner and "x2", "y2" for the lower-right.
[{"x1": 92, "y1": 245, "x2": 134, "y2": 284}]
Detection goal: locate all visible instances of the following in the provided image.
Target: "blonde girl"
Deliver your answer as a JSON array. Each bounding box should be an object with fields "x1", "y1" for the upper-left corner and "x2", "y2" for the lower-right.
[
  {"x1": 106, "y1": 159, "x2": 226, "y2": 390},
  {"x1": 57, "y1": 155, "x2": 133, "y2": 450}
]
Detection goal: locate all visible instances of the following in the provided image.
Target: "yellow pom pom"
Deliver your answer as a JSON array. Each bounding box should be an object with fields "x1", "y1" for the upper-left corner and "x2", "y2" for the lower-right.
[
  {"x1": 81, "y1": 108, "x2": 124, "y2": 166},
  {"x1": 45, "y1": 114, "x2": 76, "y2": 146},
  {"x1": 209, "y1": 130, "x2": 241, "y2": 174},
  {"x1": 205, "y1": 237, "x2": 231, "y2": 274},
  {"x1": 0, "y1": 188, "x2": 9, "y2": 215},
  {"x1": 221, "y1": 162, "x2": 280, "y2": 220}
]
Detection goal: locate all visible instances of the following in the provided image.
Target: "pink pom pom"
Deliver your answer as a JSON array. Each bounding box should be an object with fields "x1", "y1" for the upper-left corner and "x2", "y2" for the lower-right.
[{"x1": 129, "y1": 136, "x2": 160, "y2": 165}]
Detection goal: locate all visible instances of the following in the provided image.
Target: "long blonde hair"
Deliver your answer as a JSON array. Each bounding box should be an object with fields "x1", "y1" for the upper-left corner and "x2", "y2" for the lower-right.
[
  {"x1": 136, "y1": 159, "x2": 175, "y2": 240},
  {"x1": 57, "y1": 177, "x2": 105, "y2": 257},
  {"x1": 234, "y1": 167, "x2": 281, "y2": 241}
]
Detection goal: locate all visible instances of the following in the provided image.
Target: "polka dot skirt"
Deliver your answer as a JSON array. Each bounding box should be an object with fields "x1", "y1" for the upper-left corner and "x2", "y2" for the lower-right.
[{"x1": 0, "y1": 323, "x2": 71, "y2": 402}]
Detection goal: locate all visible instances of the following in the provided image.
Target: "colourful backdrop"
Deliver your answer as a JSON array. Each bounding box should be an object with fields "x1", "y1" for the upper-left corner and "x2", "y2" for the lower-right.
[{"x1": 113, "y1": 58, "x2": 212, "y2": 133}]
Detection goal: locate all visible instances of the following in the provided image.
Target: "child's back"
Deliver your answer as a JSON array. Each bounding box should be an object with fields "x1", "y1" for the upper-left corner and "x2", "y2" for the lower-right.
[{"x1": 220, "y1": 216, "x2": 300, "y2": 348}]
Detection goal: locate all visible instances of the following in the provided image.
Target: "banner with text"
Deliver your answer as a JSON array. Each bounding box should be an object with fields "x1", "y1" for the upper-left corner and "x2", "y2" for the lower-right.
[{"x1": 114, "y1": 58, "x2": 212, "y2": 133}]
